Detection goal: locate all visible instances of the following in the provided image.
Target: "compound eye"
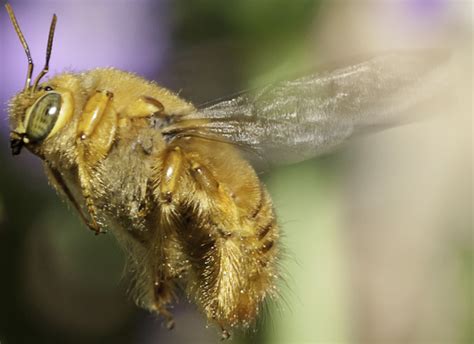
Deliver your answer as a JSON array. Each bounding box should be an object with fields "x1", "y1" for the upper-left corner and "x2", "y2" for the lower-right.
[{"x1": 26, "y1": 92, "x2": 62, "y2": 142}]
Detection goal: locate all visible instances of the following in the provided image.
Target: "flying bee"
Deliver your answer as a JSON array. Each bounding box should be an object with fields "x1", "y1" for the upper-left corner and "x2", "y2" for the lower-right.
[{"x1": 5, "y1": 3, "x2": 450, "y2": 339}]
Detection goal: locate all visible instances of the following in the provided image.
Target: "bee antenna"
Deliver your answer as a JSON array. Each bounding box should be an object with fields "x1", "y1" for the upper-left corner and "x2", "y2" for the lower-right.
[
  {"x1": 5, "y1": 3, "x2": 34, "y2": 91},
  {"x1": 32, "y1": 13, "x2": 57, "y2": 92}
]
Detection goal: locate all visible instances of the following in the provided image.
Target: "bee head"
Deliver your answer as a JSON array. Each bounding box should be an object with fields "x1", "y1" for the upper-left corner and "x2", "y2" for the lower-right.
[{"x1": 5, "y1": 4, "x2": 72, "y2": 156}]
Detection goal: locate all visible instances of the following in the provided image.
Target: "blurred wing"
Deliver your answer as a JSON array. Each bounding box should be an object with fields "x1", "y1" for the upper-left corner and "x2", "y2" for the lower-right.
[{"x1": 162, "y1": 52, "x2": 452, "y2": 166}]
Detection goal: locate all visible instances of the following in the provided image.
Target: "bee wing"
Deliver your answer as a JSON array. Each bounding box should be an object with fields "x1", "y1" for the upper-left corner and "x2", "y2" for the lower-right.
[{"x1": 163, "y1": 52, "x2": 452, "y2": 167}]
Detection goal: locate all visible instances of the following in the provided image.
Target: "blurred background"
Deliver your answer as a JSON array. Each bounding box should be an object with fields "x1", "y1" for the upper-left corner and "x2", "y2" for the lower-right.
[{"x1": 0, "y1": 1, "x2": 471, "y2": 343}]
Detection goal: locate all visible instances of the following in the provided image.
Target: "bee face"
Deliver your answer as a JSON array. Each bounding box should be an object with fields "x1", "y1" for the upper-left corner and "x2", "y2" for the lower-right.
[
  {"x1": 8, "y1": 86, "x2": 75, "y2": 156},
  {"x1": 5, "y1": 3, "x2": 61, "y2": 156}
]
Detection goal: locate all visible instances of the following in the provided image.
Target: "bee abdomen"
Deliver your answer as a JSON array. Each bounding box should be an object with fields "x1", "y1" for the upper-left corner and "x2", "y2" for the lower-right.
[
  {"x1": 257, "y1": 218, "x2": 275, "y2": 240},
  {"x1": 251, "y1": 185, "x2": 278, "y2": 242},
  {"x1": 260, "y1": 238, "x2": 275, "y2": 254},
  {"x1": 188, "y1": 182, "x2": 280, "y2": 329}
]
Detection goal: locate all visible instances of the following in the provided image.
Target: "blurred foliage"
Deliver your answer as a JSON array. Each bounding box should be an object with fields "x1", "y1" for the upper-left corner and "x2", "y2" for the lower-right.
[
  {"x1": 262, "y1": 157, "x2": 349, "y2": 344},
  {"x1": 165, "y1": 0, "x2": 321, "y2": 104},
  {"x1": 175, "y1": 0, "x2": 319, "y2": 43},
  {"x1": 458, "y1": 243, "x2": 474, "y2": 344},
  {"x1": 0, "y1": 147, "x2": 136, "y2": 343}
]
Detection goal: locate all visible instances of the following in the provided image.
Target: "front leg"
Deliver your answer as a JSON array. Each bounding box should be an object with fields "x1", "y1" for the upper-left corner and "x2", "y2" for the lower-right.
[
  {"x1": 76, "y1": 90, "x2": 117, "y2": 234},
  {"x1": 45, "y1": 165, "x2": 102, "y2": 234}
]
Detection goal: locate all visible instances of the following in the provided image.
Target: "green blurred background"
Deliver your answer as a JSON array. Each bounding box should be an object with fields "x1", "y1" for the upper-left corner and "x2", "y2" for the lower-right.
[{"x1": 0, "y1": 1, "x2": 471, "y2": 343}]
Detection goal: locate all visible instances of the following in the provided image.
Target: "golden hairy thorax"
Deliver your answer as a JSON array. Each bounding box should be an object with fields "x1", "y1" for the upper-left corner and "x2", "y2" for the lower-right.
[{"x1": 9, "y1": 68, "x2": 280, "y2": 336}]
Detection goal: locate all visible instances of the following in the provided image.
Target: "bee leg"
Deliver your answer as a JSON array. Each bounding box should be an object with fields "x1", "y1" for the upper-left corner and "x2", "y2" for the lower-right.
[
  {"x1": 189, "y1": 160, "x2": 220, "y2": 192},
  {"x1": 75, "y1": 90, "x2": 118, "y2": 235},
  {"x1": 76, "y1": 90, "x2": 115, "y2": 142},
  {"x1": 151, "y1": 302, "x2": 175, "y2": 330},
  {"x1": 159, "y1": 146, "x2": 184, "y2": 204},
  {"x1": 75, "y1": 163, "x2": 103, "y2": 235},
  {"x1": 184, "y1": 160, "x2": 275, "y2": 329},
  {"x1": 45, "y1": 165, "x2": 102, "y2": 234},
  {"x1": 220, "y1": 327, "x2": 231, "y2": 341},
  {"x1": 153, "y1": 277, "x2": 176, "y2": 330},
  {"x1": 122, "y1": 95, "x2": 165, "y2": 118}
]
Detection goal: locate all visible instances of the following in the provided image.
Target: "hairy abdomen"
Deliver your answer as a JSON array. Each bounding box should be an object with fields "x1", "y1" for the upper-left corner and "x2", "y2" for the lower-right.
[{"x1": 156, "y1": 138, "x2": 280, "y2": 328}]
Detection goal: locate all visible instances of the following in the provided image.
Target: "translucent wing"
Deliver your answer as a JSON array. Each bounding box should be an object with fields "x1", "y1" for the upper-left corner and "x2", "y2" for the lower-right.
[{"x1": 162, "y1": 52, "x2": 452, "y2": 167}]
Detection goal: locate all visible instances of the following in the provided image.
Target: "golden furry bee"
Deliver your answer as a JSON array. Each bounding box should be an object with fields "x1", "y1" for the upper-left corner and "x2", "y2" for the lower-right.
[{"x1": 5, "y1": 3, "x2": 449, "y2": 339}]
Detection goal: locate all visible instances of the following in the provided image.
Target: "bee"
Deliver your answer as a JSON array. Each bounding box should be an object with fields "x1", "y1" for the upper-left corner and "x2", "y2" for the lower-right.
[{"x1": 5, "y1": 3, "x2": 449, "y2": 339}]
